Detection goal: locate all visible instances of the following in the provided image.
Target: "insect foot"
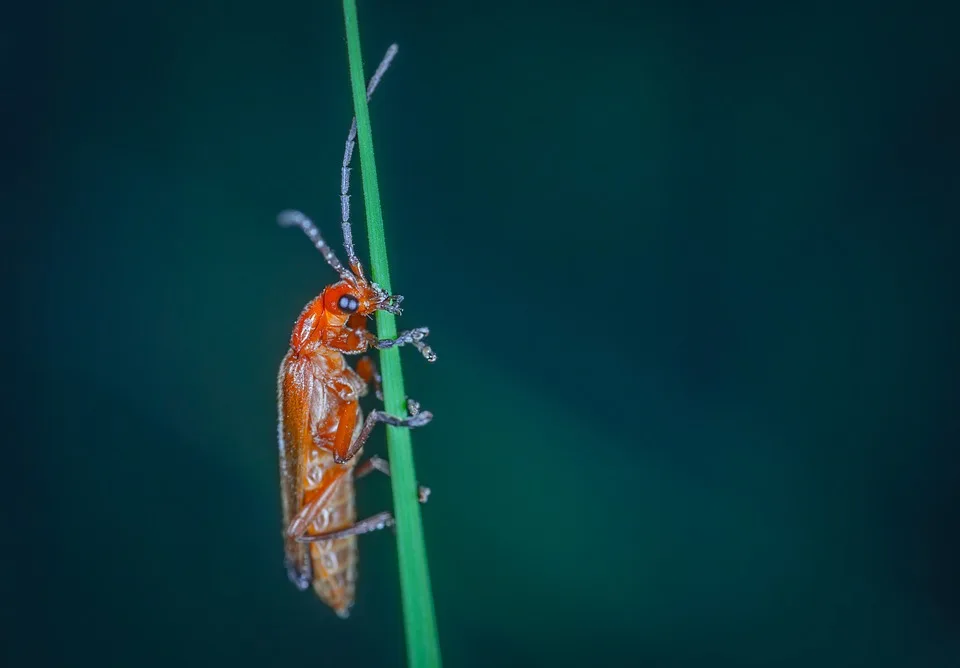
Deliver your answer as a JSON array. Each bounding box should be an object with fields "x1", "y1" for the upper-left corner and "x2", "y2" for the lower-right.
[{"x1": 401, "y1": 408, "x2": 433, "y2": 428}]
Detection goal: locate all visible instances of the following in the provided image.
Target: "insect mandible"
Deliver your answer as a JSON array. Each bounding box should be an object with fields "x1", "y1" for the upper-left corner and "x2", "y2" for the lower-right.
[{"x1": 276, "y1": 44, "x2": 435, "y2": 618}]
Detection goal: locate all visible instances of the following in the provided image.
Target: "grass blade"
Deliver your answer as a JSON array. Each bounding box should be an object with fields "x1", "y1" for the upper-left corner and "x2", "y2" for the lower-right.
[{"x1": 340, "y1": 2, "x2": 442, "y2": 667}]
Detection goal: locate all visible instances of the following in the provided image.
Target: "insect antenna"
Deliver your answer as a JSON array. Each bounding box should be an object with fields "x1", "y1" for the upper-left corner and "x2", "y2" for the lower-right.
[
  {"x1": 341, "y1": 43, "x2": 398, "y2": 280},
  {"x1": 277, "y1": 210, "x2": 355, "y2": 282}
]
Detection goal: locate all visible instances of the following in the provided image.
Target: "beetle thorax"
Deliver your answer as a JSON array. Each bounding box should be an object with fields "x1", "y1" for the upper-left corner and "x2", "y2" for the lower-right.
[{"x1": 289, "y1": 294, "x2": 347, "y2": 352}]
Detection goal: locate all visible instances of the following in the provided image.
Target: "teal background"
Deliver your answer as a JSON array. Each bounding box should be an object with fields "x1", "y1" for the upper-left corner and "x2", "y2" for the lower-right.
[{"x1": 6, "y1": 1, "x2": 959, "y2": 666}]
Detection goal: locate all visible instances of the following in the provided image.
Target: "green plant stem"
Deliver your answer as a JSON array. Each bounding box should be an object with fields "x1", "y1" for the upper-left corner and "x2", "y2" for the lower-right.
[{"x1": 341, "y1": 2, "x2": 442, "y2": 667}]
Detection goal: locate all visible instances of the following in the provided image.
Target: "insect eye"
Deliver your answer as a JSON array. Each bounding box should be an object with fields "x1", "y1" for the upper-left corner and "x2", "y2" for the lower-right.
[{"x1": 337, "y1": 294, "x2": 359, "y2": 313}]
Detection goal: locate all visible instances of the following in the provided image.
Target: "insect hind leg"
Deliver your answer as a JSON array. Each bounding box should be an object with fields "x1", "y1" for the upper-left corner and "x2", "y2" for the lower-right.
[
  {"x1": 297, "y1": 454, "x2": 434, "y2": 543},
  {"x1": 282, "y1": 469, "x2": 349, "y2": 589},
  {"x1": 374, "y1": 327, "x2": 436, "y2": 363}
]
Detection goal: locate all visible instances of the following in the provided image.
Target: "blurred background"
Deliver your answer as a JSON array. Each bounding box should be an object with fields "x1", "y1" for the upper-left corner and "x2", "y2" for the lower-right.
[{"x1": 5, "y1": 0, "x2": 959, "y2": 666}]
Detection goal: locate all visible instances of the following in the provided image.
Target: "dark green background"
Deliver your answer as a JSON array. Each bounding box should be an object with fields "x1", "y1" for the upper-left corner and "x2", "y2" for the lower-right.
[{"x1": 6, "y1": 1, "x2": 958, "y2": 666}]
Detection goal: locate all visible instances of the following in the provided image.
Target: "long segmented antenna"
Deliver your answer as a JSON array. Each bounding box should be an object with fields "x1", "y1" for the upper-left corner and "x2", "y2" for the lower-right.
[
  {"x1": 341, "y1": 43, "x2": 398, "y2": 279},
  {"x1": 278, "y1": 45, "x2": 399, "y2": 291},
  {"x1": 277, "y1": 210, "x2": 355, "y2": 282}
]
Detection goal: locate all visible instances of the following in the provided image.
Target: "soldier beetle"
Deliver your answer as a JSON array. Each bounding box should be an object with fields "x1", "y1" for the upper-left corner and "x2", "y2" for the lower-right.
[{"x1": 276, "y1": 44, "x2": 434, "y2": 618}]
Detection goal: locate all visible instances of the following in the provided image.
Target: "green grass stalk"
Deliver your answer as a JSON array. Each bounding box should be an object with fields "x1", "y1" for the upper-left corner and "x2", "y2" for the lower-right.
[{"x1": 340, "y1": 2, "x2": 442, "y2": 667}]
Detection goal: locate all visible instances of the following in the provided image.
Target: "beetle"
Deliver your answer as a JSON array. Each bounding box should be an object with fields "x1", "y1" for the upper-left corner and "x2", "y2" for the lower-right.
[{"x1": 276, "y1": 44, "x2": 434, "y2": 618}]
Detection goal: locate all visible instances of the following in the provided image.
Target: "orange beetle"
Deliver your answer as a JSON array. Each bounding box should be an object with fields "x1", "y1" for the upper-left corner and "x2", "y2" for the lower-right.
[{"x1": 276, "y1": 45, "x2": 434, "y2": 617}]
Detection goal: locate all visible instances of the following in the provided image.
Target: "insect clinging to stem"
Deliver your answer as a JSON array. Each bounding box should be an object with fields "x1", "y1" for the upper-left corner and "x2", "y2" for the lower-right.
[{"x1": 276, "y1": 43, "x2": 435, "y2": 618}]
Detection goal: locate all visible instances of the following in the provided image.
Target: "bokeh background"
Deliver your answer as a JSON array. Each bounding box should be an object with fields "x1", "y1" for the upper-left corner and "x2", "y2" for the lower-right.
[{"x1": 6, "y1": 1, "x2": 959, "y2": 666}]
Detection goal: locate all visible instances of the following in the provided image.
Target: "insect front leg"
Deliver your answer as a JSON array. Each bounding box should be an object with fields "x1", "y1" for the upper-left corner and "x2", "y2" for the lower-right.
[
  {"x1": 356, "y1": 455, "x2": 431, "y2": 503},
  {"x1": 374, "y1": 327, "x2": 436, "y2": 362},
  {"x1": 327, "y1": 325, "x2": 435, "y2": 363}
]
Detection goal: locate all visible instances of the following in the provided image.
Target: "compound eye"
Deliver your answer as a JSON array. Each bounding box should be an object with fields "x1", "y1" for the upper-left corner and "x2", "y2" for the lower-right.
[{"x1": 337, "y1": 294, "x2": 359, "y2": 313}]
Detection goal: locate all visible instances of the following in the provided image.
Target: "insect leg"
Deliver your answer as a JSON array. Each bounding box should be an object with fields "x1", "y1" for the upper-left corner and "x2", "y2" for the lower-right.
[
  {"x1": 333, "y1": 406, "x2": 433, "y2": 464},
  {"x1": 297, "y1": 511, "x2": 396, "y2": 543},
  {"x1": 355, "y1": 455, "x2": 431, "y2": 503},
  {"x1": 297, "y1": 456, "x2": 435, "y2": 542},
  {"x1": 285, "y1": 468, "x2": 349, "y2": 541},
  {"x1": 374, "y1": 327, "x2": 437, "y2": 362}
]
